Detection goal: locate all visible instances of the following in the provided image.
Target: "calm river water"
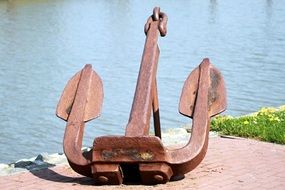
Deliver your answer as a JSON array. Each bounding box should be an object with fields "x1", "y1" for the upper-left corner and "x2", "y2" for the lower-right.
[{"x1": 0, "y1": 0, "x2": 284, "y2": 163}]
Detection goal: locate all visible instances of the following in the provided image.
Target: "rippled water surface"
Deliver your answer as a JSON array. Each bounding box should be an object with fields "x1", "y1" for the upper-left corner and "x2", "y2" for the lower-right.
[{"x1": 0, "y1": 0, "x2": 284, "y2": 163}]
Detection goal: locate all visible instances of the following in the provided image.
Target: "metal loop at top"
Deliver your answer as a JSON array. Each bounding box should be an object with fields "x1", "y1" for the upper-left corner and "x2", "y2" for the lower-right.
[
  {"x1": 144, "y1": 7, "x2": 168, "y2": 37},
  {"x1": 158, "y1": 12, "x2": 167, "y2": 37},
  {"x1": 152, "y1": 7, "x2": 160, "y2": 21}
]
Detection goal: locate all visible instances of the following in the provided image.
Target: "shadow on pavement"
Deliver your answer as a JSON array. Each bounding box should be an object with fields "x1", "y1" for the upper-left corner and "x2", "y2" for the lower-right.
[{"x1": 30, "y1": 167, "x2": 96, "y2": 185}]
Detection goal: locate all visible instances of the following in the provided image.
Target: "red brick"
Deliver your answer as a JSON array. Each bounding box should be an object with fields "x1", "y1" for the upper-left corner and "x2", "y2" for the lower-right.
[{"x1": 0, "y1": 137, "x2": 284, "y2": 190}]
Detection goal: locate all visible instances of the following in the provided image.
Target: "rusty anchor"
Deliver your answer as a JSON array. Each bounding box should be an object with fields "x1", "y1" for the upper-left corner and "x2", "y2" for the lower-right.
[{"x1": 56, "y1": 7, "x2": 227, "y2": 185}]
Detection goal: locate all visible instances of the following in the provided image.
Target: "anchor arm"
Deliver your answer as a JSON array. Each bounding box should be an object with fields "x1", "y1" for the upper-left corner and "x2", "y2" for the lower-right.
[
  {"x1": 167, "y1": 59, "x2": 227, "y2": 175},
  {"x1": 63, "y1": 121, "x2": 93, "y2": 177},
  {"x1": 63, "y1": 121, "x2": 89, "y2": 165},
  {"x1": 56, "y1": 64, "x2": 104, "y2": 176}
]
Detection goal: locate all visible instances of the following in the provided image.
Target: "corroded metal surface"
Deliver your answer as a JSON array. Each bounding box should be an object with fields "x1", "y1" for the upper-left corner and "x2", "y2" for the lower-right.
[{"x1": 56, "y1": 7, "x2": 227, "y2": 185}]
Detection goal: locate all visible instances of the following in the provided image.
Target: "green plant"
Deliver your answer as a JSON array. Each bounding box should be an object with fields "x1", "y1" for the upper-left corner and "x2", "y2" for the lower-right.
[{"x1": 211, "y1": 106, "x2": 285, "y2": 144}]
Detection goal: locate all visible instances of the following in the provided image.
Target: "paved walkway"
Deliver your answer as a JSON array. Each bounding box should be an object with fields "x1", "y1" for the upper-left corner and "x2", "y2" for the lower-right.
[{"x1": 0, "y1": 137, "x2": 284, "y2": 190}]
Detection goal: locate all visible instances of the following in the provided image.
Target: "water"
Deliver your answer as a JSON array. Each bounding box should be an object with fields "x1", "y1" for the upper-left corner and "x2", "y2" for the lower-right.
[{"x1": 0, "y1": 0, "x2": 284, "y2": 163}]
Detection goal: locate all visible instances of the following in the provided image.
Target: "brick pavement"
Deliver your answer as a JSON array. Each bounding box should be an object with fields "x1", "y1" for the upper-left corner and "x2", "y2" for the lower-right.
[{"x1": 0, "y1": 137, "x2": 284, "y2": 190}]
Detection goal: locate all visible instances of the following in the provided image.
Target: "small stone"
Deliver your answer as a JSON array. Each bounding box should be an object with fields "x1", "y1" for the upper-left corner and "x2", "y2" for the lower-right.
[
  {"x1": 186, "y1": 128, "x2": 192, "y2": 133},
  {"x1": 35, "y1": 154, "x2": 44, "y2": 161},
  {"x1": 14, "y1": 161, "x2": 34, "y2": 168}
]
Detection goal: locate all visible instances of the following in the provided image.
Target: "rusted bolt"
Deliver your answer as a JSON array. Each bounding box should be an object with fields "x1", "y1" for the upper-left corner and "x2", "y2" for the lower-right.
[
  {"x1": 98, "y1": 176, "x2": 109, "y2": 183},
  {"x1": 154, "y1": 174, "x2": 164, "y2": 182}
]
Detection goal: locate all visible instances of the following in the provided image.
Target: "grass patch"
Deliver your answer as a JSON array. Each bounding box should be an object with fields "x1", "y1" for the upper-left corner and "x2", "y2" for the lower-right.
[{"x1": 211, "y1": 106, "x2": 285, "y2": 144}]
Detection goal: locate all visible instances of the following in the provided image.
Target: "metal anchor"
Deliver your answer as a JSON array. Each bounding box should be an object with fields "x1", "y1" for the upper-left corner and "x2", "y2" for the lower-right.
[{"x1": 56, "y1": 7, "x2": 227, "y2": 185}]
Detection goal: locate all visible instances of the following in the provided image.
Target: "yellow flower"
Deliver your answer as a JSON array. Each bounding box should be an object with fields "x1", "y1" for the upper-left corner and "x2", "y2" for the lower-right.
[
  {"x1": 258, "y1": 107, "x2": 276, "y2": 116},
  {"x1": 243, "y1": 120, "x2": 249, "y2": 125}
]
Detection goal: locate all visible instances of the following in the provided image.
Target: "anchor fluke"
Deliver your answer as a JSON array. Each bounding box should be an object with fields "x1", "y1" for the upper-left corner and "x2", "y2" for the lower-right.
[
  {"x1": 56, "y1": 64, "x2": 103, "y2": 122},
  {"x1": 56, "y1": 64, "x2": 104, "y2": 177},
  {"x1": 179, "y1": 58, "x2": 227, "y2": 118}
]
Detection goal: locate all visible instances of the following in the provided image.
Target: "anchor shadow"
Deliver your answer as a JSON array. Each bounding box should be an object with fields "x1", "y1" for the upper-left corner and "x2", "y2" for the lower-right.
[
  {"x1": 30, "y1": 166, "x2": 96, "y2": 186},
  {"x1": 28, "y1": 163, "x2": 185, "y2": 186}
]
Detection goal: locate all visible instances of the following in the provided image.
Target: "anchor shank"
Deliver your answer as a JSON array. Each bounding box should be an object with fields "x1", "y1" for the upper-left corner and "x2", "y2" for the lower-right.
[{"x1": 125, "y1": 21, "x2": 160, "y2": 137}]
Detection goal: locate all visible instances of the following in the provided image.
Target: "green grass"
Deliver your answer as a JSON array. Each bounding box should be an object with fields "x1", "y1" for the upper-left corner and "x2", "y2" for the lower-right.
[{"x1": 211, "y1": 106, "x2": 285, "y2": 144}]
